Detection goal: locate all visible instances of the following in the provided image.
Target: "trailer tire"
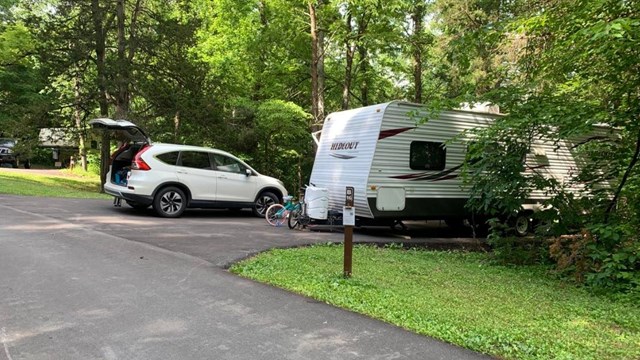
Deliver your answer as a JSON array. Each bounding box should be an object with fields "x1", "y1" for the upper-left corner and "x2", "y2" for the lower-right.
[
  {"x1": 445, "y1": 219, "x2": 465, "y2": 229},
  {"x1": 512, "y1": 212, "x2": 532, "y2": 237}
]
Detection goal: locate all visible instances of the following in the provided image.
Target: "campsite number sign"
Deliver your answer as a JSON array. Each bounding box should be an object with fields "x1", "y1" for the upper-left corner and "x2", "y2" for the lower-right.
[
  {"x1": 343, "y1": 186, "x2": 355, "y2": 226},
  {"x1": 345, "y1": 186, "x2": 354, "y2": 207},
  {"x1": 343, "y1": 186, "x2": 355, "y2": 277}
]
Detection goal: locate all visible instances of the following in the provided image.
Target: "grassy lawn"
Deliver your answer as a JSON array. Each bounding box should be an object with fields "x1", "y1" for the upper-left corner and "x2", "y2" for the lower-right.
[
  {"x1": 231, "y1": 244, "x2": 640, "y2": 360},
  {"x1": 0, "y1": 169, "x2": 109, "y2": 199}
]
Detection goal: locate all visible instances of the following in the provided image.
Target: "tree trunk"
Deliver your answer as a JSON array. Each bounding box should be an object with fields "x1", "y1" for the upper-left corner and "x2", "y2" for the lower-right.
[
  {"x1": 356, "y1": 14, "x2": 369, "y2": 106},
  {"x1": 253, "y1": 0, "x2": 269, "y2": 100},
  {"x1": 92, "y1": 0, "x2": 110, "y2": 189},
  {"x1": 605, "y1": 126, "x2": 640, "y2": 222},
  {"x1": 309, "y1": 0, "x2": 325, "y2": 132},
  {"x1": 412, "y1": 2, "x2": 425, "y2": 103},
  {"x1": 73, "y1": 70, "x2": 88, "y2": 171},
  {"x1": 342, "y1": 10, "x2": 354, "y2": 110},
  {"x1": 115, "y1": 0, "x2": 129, "y2": 119},
  {"x1": 357, "y1": 44, "x2": 369, "y2": 106},
  {"x1": 174, "y1": 110, "x2": 180, "y2": 143}
]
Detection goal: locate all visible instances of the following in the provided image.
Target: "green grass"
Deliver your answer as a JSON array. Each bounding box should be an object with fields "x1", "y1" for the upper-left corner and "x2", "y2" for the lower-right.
[
  {"x1": 0, "y1": 170, "x2": 109, "y2": 199},
  {"x1": 231, "y1": 244, "x2": 640, "y2": 360}
]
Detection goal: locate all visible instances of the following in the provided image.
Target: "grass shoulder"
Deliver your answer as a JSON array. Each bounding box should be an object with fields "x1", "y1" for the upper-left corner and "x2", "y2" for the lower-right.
[
  {"x1": 231, "y1": 244, "x2": 640, "y2": 360},
  {"x1": 0, "y1": 168, "x2": 109, "y2": 199}
]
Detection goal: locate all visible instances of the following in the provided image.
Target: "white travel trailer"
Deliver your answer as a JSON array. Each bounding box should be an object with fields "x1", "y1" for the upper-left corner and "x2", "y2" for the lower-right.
[{"x1": 309, "y1": 101, "x2": 592, "y2": 233}]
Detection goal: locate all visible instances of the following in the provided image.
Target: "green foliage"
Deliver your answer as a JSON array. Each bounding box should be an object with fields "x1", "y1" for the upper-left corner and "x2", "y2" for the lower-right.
[
  {"x1": 232, "y1": 245, "x2": 640, "y2": 360},
  {"x1": 85, "y1": 150, "x2": 101, "y2": 175},
  {"x1": 0, "y1": 21, "x2": 50, "y2": 139},
  {"x1": 549, "y1": 223, "x2": 640, "y2": 296},
  {"x1": 253, "y1": 99, "x2": 312, "y2": 191},
  {"x1": 451, "y1": 0, "x2": 640, "y2": 293}
]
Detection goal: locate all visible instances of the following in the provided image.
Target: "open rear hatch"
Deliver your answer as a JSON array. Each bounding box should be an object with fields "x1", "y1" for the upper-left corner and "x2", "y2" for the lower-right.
[
  {"x1": 89, "y1": 118, "x2": 150, "y2": 144},
  {"x1": 89, "y1": 118, "x2": 151, "y2": 186}
]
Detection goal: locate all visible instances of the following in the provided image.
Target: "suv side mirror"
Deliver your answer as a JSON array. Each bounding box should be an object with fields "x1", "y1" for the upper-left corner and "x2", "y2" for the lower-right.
[{"x1": 245, "y1": 168, "x2": 252, "y2": 177}]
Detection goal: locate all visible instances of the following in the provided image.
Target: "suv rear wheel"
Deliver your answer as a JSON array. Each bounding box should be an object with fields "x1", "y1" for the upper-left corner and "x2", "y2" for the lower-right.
[{"x1": 153, "y1": 186, "x2": 187, "y2": 218}]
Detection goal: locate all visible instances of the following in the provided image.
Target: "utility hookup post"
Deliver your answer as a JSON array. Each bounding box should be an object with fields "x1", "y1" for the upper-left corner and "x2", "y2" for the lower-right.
[{"x1": 343, "y1": 186, "x2": 355, "y2": 278}]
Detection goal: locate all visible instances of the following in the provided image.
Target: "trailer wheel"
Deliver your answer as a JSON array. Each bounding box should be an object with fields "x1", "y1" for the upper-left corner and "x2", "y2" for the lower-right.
[
  {"x1": 445, "y1": 219, "x2": 465, "y2": 229},
  {"x1": 512, "y1": 213, "x2": 532, "y2": 237},
  {"x1": 391, "y1": 220, "x2": 407, "y2": 232}
]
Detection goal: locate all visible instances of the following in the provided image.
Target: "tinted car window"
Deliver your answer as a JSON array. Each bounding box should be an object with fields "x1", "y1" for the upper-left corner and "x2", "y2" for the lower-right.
[
  {"x1": 180, "y1": 151, "x2": 212, "y2": 170},
  {"x1": 0, "y1": 139, "x2": 16, "y2": 148},
  {"x1": 212, "y1": 154, "x2": 246, "y2": 174},
  {"x1": 156, "y1": 151, "x2": 179, "y2": 165}
]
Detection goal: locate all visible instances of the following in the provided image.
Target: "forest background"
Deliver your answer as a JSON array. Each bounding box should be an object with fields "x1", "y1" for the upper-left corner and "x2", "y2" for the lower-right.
[{"x1": 0, "y1": 0, "x2": 638, "y2": 295}]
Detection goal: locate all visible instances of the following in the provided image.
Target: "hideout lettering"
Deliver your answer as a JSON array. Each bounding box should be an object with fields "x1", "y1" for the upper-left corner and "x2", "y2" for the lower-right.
[{"x1": 330, "y1": 141, "x2": 360, "y2": 151}]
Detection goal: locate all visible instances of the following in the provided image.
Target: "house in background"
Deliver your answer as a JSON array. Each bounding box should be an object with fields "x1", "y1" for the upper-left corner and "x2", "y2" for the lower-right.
[{"x1": 38, "y1": 128, "x2": 83, "y2": 168}]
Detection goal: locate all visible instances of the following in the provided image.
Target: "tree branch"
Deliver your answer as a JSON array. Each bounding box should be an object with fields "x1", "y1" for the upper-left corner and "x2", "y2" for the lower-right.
[{"x1": 605, "y1": 125, "x2": 640, "y2": 222}]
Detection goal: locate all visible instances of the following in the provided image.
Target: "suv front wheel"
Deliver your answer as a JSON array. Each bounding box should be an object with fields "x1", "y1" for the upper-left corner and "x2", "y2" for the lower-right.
[
  {"x1": 153, "y1": 186, "x2": 187, "y2": 218},
  {"x1": 253, "y1": 191, "x2": 278, "y2": 217}
]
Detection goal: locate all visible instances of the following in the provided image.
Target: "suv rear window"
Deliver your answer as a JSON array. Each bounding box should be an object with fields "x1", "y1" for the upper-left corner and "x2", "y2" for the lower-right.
[
  {"x1": 180, "y1": 151, "x2": 212, "y2": 170},
  {"x1": 156, "y1": 151, "x2": 179, "y2": 165}
]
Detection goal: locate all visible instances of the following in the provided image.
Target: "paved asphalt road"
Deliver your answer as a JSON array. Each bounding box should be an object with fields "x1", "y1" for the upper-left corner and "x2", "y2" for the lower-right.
[{"x1": 0, "y1": 195, "x2": 490, "y2": 360}]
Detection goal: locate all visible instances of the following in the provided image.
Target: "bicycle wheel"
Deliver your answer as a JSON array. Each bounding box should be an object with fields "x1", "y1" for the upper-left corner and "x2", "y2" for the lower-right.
[
  {"x1": 274, "y1": 209, "x2": 289, "y2": 226},
  {"x1": 265, "y1": 204, "x2": 285, "y2": 226},
  {"x1": 288, "y1": 207, "x2": 302, "y2": 229}
]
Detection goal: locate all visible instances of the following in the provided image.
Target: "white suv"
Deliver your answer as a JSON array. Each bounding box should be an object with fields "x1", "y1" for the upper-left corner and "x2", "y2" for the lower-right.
[{"x1": 90, "y1": 118, "x2": 288, "y2": 218}]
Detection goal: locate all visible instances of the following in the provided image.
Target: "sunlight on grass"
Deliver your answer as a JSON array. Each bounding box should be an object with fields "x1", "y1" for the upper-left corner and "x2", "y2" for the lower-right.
[
  {"x1": 0, "y1": 171, "x2": 108, "y2": 199},
  {"x1": 231, "y1": 244, "x2": 640, "y2": 360}
]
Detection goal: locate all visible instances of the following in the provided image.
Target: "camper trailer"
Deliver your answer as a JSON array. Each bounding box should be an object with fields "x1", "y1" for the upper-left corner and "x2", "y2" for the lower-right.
[{"x1": 309, "y1": 101, "x2": 589, "y2": 233}]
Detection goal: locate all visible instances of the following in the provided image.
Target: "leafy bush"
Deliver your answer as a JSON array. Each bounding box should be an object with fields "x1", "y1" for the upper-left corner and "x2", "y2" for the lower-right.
[
  {"x1": 549, "y1": 224, "x2": 640, "y2": 295},
  {"x1": 86, "y1": 150, "x2": 101, "y2": 175}
]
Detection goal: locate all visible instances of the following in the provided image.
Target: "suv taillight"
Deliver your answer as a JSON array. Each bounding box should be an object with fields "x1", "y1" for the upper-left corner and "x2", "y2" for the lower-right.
[{"x1": 131, "y1": 145, "x2": 152, "y2": 171}]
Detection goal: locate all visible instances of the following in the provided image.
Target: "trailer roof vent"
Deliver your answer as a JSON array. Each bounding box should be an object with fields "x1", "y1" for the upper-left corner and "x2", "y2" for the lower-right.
[{"x1": 458, "y1": 102, "x2": 501, "y2": 114}]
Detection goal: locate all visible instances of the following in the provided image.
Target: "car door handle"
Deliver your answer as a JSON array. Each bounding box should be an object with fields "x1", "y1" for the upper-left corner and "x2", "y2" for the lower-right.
[{"x1": 176, "y1": 170, "x2": 187, "y2": 174}]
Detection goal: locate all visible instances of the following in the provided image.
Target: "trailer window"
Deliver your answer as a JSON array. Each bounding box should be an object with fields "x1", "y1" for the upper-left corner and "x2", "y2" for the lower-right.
[{"x1": 410, "y1": 141, "x2": 446, "y2": 170}]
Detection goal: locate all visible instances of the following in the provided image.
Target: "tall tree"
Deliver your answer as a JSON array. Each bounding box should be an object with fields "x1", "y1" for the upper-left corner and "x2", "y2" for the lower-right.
[
  {"x1": 308, "y1": 0, "x2": 325, "y2": 129},
  {"x1": 92, "y1": 0, "x2": 111, "y2": 185},
  {"x1": 0, "y1": 1, "x2": 51, "y2": 156},
  {"x1": 341, "y1": 4, "x2": 354, "y2": 110},
  {"x1": 410, "y1": 0, "x2": 427, "y2": 103}
]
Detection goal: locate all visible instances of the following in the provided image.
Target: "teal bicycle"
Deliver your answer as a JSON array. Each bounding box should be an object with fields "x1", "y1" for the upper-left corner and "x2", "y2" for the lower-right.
[{"x1": 265, "y1": 195, "x2": 297, "y2": 226}]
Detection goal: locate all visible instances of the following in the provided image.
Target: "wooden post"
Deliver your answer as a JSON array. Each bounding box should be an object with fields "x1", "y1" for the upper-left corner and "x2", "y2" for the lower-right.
[{"x1": 343, "y1": 186, "x2": 355, "y2": 277}]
